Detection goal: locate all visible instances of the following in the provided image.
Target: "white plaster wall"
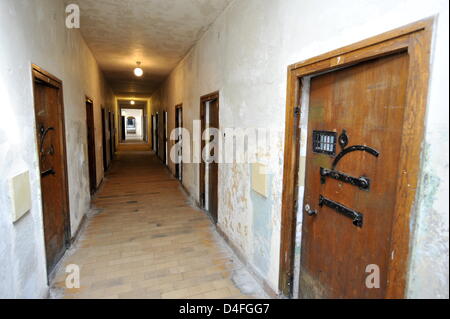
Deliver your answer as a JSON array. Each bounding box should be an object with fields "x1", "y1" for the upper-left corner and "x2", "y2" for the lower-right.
[
  {"x1": 0, "y1": 0, "x2": 114, "y2": 298},
  {"x1": 150, "y1": 0, "x2": 449, "y2": 297}
]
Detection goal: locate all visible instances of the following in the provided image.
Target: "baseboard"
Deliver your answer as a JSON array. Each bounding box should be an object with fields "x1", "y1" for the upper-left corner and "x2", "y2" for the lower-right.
[
  {"x1": 216, "y1": 226, "x2": 280, "y2": 299},
  {"x1": 71, "y1": 213, "x2": 87, "y2": 244}
]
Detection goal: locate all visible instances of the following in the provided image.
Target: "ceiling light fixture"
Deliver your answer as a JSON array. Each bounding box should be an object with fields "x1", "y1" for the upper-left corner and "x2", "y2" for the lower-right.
[
  {"x1": 134, "y1": 61, "x2": 143, "y2": 77},
  {"x1": 130, "y1": 100, "x2": 135, "y2": 105}
]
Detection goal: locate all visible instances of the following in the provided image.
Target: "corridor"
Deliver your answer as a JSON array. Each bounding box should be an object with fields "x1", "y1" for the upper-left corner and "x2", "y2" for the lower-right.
[
  {"x1": 1, "y1": 0, "x2": 448, "y2": 301},
  {"x1": 51, "y1": 152, "x2": 265, "y2": 299}
]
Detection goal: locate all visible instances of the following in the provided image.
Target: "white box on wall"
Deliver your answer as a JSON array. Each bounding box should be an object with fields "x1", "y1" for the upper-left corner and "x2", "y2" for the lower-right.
[
  {"x1": 252, "y1": 162, "x2": 268, "y2": 198},
  {"x1": 9, "y1": 170, "x2": 32, "y2": 223}
]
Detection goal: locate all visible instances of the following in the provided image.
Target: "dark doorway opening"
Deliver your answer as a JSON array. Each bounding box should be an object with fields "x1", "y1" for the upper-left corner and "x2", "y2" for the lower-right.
[{"x1": 118, "y1": 100, "x2": 148, "y2": 144}]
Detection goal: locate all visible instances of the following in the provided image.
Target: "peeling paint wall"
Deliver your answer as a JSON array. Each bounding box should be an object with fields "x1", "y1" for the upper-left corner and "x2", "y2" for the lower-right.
[
  {"x1": 0, "y1": 0, "x2": 114, "y2": 298},
  {"x1": 149, "y1": 0, "x2": 448, "y2": 297}
]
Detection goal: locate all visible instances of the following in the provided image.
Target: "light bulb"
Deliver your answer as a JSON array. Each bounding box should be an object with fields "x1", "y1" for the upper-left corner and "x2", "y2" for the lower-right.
[
  {"x1": 130, "y1": 100, "x2": 135, "y2": 105},
  {"x1": 134, "y1": 67, "x2": 143, "y2": 77}
]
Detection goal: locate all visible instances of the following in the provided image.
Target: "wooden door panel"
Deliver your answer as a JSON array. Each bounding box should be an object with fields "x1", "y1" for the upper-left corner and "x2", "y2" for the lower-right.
[
  {"x1": 175, "y1": 106, "x2": 183, "y2": 181},
  {"x1": 34, "y1": 77, "x2": 68, "y2": 275},
  {"x1": 300, "y1": 52, "x2": 409, "y2": 298},
  {"x1": 209, "y1": 99, "x2": 219, "y2": 223},
  {"x1": 86, "y1": 101, "x2": 97, "y2": 195},
  {"x1": 200, "y1": 93, "x2": 219, "y2": 223}
]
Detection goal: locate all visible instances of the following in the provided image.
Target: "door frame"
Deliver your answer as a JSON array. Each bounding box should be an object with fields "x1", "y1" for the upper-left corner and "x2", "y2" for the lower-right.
[
  {"x1": 175, "y1": 104, "x2": 183, "y2": 181},
  {"x1": 199, "y1": 91, "x2": 220, "y2": 222},
  {"x1": 85, "y1": 97, "x2": 97, "y2": 195},
  {"x1": 278, "y1": 18, "x2": 434, "y2": 298},
  {"x1": 31, "y1": 65, "x2": 71, "y2": 277}
]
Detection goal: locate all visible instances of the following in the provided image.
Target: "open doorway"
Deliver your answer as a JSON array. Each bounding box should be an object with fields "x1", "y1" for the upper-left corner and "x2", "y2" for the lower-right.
[
  {"x1": 122, "y1": 109, "x2": 144, "y2": 142},
  {"x1": 32, "y1": 65, "x2": 71, "y2": 277},
  {"x1": 200, "y1": 92, "x2": 219, "y2": 224},
  {"x1": 118, "y1": 100, "x2": 148, "y2": 144}
]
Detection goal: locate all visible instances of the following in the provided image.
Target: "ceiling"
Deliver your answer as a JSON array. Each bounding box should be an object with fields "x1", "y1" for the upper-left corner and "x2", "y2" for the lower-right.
[{"x1": 73, "y1": 0, "x2": 233, "y2": 96}]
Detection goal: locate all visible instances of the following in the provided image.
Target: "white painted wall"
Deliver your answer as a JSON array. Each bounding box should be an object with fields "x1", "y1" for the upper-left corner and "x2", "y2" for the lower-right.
[
  {"x1": 149, "y1": 0, "x2": 449, "y2": 298},
  {"x1": 0, "y1": 0, "x2": 114, "y2": 298}
]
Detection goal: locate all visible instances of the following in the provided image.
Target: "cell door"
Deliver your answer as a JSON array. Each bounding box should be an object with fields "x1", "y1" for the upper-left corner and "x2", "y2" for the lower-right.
[
  {"x1": 121, "y1": 115, "x2": 126, "y2": 141},
  {"x1": 200, "y1": 94, "x2": 219, "y2": 224},
  {"x1": 175, "y1": 106, "x2": 183, "y2": 181},
  {"x1": 163, "y1": 111, "x2": 168, "y2": 166},
  {"x1": 109, "y1": 111, "x2": 114, "y2": 160},
  {"x1": 155, "y1": 113, "x2": 160, "y2": 156},
  {"x1": 101, "y1": 108, "x2": 108, "y2": 171},
  {"x1": 299, "y1": 52, "x2": 410, "y2": 298},
  {"x1": 32, "y1": 67, "x2": 70, "y2": 276},
  {"x1": 85, "y1": 99, "x2": 97, "y2": 195}
]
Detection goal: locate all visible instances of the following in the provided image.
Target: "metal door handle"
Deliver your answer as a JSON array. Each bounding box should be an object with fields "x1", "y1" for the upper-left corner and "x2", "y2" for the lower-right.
[
  {"x1": 41, "y1": 168, "x2": 55, "y2": 177},
  {"x1": 39, "y1": 125, "x2": 55, "y2": 153},
  {"x1": 305, "y1": 204, "x2": 317, "y2": 216}
]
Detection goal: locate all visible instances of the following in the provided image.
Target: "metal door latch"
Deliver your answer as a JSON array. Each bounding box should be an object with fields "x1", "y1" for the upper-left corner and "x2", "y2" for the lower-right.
[
  {"x1": 319, "y1": 195, "x2": 363, "y2": 227},
  {"x1": 41, "y1": 168, "x2": 56, "y2": 177},
  {"x1": 320, "y1": 167, "x2": 370, "y2": 190},
  {"x1": 304, "y1": 204, "x2": 317, "y2": 216}
]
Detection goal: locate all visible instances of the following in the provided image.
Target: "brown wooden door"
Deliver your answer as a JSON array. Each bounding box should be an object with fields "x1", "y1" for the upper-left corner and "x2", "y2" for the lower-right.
[
  {"x1": 155, "y1": 113, "x2": 159, "y2": 156},
  {"x1": 143, "y1": 114, "x2": 147, "y2": 142},
  {"x1": 151, "y1": 115, "x2": 155, "y2": 151},
  {"x1": 101, "y1": 108, "x2": 108, "y2": 171},
  {"x1": 299, "y1": 52, "x2": 409, "y2": 299},
  {"x1": 175, "y1": 106, "x2": 183, "y2": 181},
  {"x1": 121, "y1": 115, "x2": 126, "y2": 141},
  {"x1": 109, "y1": 111, "x2": 114, "y2": 160},
  {"x1": 33, "y1": 69, "x2": 70, "y2": 275},
  {"x1": 200, "y1": 95, "x2": 219, "y2": 224},
  {"x1": 208, "y1": 99, "x2": 219, "y2": 223},
  {"x1": 86, "y1": 100, "x2": 97, "y2": 195},
  {"x1": 163, "y1": 111, "x2": 168, "y2": 165}
]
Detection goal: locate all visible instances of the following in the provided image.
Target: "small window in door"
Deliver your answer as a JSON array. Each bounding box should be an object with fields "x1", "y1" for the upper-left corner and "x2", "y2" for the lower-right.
[{"x1": 312, "y1": 131, "x2": 337, "y2": 155}]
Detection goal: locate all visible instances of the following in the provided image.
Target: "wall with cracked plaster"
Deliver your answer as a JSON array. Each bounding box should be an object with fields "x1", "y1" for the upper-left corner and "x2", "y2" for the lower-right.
[
  {"x1": 149, "y1": 0, "x2": 448, "y2": 298},
  {"x1": 0, "y1": 0, "x2": 114, "y2": 298}
]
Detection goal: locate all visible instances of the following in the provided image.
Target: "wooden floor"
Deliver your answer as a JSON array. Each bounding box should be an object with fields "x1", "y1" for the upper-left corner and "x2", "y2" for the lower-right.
[{"x1": 51, "y1": 151, "x2": 263, "y2": 299}]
